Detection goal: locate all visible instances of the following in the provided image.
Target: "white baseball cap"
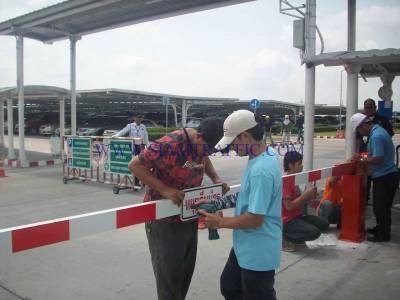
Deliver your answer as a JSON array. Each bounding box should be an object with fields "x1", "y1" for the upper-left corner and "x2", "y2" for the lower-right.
[
  {"x1": 350, "y1": 113, "x2": 367, "y2": 132},
  {"x1": 215, "y1": 110, "x2": 258, "y2": 150}
]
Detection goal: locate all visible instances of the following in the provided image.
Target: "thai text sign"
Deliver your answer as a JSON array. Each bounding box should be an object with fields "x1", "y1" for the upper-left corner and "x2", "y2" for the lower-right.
[
  {"x1": 67, "y1": 137, "x2": 92, "y2": 169},
  {"x1": 105, "y1": 140, "x2": 133, "y2": 175},
  {"x1": 181, "y1": 184, "x2": 223, "y2": 221}
]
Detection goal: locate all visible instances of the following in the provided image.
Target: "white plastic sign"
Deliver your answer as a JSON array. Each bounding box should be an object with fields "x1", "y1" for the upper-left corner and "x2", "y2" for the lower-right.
[{"x1": 180, "y1": 184, "x2": 223, "y2": 221}]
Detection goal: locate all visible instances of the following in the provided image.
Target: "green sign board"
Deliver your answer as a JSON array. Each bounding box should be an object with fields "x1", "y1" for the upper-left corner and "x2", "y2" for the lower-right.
[
  {"x1": 67, "y1": 137, "x2": 92, "y2": 169},
  {"x1": 105, "y1": 140, "x2": 133, "y2": 175}
]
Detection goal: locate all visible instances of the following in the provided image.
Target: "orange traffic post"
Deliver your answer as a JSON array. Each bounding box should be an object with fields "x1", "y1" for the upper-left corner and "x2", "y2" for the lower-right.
[
  {"x1": 338, "y1": 173, "x2": 366, "y2": 242},
  {"x1": 0, "y1": 159, "x2": 5, "y2": 177}
]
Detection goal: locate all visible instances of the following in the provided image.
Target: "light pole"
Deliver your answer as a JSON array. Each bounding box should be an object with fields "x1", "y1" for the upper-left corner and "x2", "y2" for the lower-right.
[{"x1": 339, "y1": 69, "x2": 346, "y2": 130}]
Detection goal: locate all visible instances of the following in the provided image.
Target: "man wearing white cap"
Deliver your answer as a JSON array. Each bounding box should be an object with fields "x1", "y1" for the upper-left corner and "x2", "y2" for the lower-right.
[
  {"x1": 351, "y1": 113, "x2": 398, "y2": 242},
  {"x1": 200, "y1": 110, "x2": 282, "y2": 299}
]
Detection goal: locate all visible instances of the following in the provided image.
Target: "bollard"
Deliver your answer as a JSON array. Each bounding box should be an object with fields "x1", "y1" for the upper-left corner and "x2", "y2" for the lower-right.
[
  {"x1": 0, "y1": 159, "x2": 5, "y2": 177},
  {"x1": 338, "y1": 174, "x2": 366, "y2": 242}
]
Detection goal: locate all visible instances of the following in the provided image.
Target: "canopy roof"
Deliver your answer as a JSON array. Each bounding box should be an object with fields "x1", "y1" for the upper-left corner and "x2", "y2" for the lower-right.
[
  {"x1": 308, "y1": 48, "x2": 400, "y2": 78},
  {"x1": 0, "y1": 85, "x2": 70, "y2": 101},
  {"x1": 0, "y1": 0, "x2": 254, "y2": 43}
]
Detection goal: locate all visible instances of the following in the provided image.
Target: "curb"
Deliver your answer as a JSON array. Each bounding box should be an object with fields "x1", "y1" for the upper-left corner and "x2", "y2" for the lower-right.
[
  {"x1": 314, "y1": 136, "x2": 344, "y2": 139},
  {"x1": 3, "y1": 158, "x2": 62, "y2": 168}
]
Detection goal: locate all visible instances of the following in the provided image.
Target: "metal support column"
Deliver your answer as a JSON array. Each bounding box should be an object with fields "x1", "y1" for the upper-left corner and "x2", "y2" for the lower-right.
[
  {"x1": 0, "y1": 101, "x2": 4, "y2": 147},
  {"x1": 16, "y1": 33, "x2": 26, "y2": 163},
  {"x1": 7, "y1": 98, "x2": 15, "y2": 159},
  {"x1": 59, "y1": 96, "x2": 65, "y2": 156},
  {"x1": 171, "y1": 104, "x2": 178, "y2": 127},
  {"x1": 345, "y1": 0, "x2": 358, "y2": 160},
  {"x1": 59, "y1": 96, "x2": 65, "y2": 138},
  {"x1": 303, "y1": 0, "x2": 316, "y2": 171},
  {"x1": 181, "y1": 100, "x2": 187, "y2": 127},
  {"x1": 70, "y1": 36, "x2": 80, "y2": 136},
  {"x1": 345, "y1": 64, "x2": 360, "y2": 159}
]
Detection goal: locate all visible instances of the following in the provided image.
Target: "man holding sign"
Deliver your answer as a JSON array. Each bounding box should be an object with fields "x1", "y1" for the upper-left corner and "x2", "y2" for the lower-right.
[
  {"x1": 128, "y1": 117, "x2": 228, "y2": 300},
  {"x1": 200, "y1": 110, "x2": 282, "y2": 300}
]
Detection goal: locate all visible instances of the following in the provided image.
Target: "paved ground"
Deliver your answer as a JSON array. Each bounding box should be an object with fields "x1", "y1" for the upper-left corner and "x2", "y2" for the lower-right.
[{"x1": 1, "y1": 137, "x2": 400, "y2": 300}]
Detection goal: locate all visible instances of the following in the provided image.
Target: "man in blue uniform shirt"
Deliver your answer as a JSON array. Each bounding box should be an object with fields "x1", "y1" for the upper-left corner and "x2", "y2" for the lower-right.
[
  {"x1": 351, "y1": 113, "x2": 398, "y2": 242},
  {"x1": 200, "y1": 110, "x2": 282, "y2": 300}
]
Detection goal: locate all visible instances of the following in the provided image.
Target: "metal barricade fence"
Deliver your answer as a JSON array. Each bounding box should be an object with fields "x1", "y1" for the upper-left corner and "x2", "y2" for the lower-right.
[{"x1": 62, "y1": 135, "x2": 144, "y2": 194}]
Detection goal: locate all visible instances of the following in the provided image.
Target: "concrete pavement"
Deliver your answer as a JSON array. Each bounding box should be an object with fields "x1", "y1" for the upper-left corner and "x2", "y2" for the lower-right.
[{"x1": 1, "y1": 137, "x2": 400, "y2": 299}]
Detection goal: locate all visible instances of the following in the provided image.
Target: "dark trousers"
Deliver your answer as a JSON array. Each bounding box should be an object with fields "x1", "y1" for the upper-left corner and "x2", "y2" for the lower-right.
[
  {"x1": 145, "y1": 220, "x2": 198, "y2": 300},
  {"x1": 220, "y1": 248, "x2": 276, "y2": 300},
  {"x1": 372, "y1": 172, "x2": 399, "y2": 239},
  {"x1": 366, "y1": 176, "x2": 372, "y2": 204},
  {"x1": 283, "y1": 215, "x2": 329, "y2": 244},
  {"x1": 319, "y1": 200, "x2": 341, "y2": 224}
]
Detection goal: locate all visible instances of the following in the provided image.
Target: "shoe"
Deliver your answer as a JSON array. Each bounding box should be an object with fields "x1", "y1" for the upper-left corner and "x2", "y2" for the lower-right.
[
  {"x1": 367, "y1": 226, "x2": 378, "y2": 235},
  {"x1": 367, "y1": 235, "x2": 390, "y2": 243},
  {"x1": 282, "y1": 240, "x2": 296, "y2": 252}
]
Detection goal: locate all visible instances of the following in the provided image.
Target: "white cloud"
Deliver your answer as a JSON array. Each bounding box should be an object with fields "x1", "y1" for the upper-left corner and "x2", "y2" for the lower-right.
[{"x1": 1, "y1": 1, "x2": 400, "y2": 110}]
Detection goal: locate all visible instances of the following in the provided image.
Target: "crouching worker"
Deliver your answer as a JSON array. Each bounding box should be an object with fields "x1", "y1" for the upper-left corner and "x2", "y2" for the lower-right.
[
  {"x1": 282, "y1": 151, "x2": 329, "y2": 251},
  {"x1": 199, "y1": 110, "x2": 282, "y2": 300},
  {"x1": 316, "y1": 176, "x2": 344, "y2": 228}
]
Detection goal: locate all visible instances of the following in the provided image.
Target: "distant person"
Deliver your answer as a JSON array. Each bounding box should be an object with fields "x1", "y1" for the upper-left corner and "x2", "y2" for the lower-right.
[
  {"x1": 282, "y1": 151, "x2": 329, "y2": 251},
  {"x1": 296, "y1": 112, "x2": 304, "y2": 143},
  {"x1": 351, "y1": 113, "x2": 398, "y2": 242},
  {"x1": 263, "y1": 115, "x2": 274, "y2": 145},
  {"x1": 281, "y1": 115, "x2": 292, "y2": 145},
  {"x1": 114, "y1": 114, "x2": 149, "y2": 187},
  {"x1": 357, "y1": 98, "x2": 393, "y2": 153},
  {"x1": 113, "y1": 114, "x2": 149, "y2": 146},
  {"x1": 128, "y1": 117, "x2": 228, "y2": 300},
  {"x1": 357, "y1": 98, "x2": 394, "y2": 205}
]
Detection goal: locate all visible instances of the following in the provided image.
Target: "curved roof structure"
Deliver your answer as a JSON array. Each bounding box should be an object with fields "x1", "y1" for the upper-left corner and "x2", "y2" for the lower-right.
[{"x1": 0, "y1": 85, "x2": 70, "y2": 100}]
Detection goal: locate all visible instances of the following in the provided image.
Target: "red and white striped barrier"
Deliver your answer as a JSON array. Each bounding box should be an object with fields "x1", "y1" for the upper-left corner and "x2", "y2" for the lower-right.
[
  {"x1": 3, "y1": 158, "x2": 62, "y2": 168},
  {"x1": 0, "y1": 162, "x2": 356, "y2": 254},
  {"x1": 314, "y1": 136, "x2": 342, "y2": 139}
]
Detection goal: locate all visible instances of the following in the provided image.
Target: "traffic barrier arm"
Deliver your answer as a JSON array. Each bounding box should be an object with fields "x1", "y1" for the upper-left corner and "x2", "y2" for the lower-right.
[{"x1": 0, "y1": 162, "x2": 357, "y2": 254}]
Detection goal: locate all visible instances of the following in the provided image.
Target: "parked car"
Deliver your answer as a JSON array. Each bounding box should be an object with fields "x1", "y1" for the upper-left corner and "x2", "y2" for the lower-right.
[
  {"x1": 186, "y1": 118, "x2": 201, "y2": 128},
  {"x1": 54, "y1": 127, "x2": 72, "y2": 136},
  {"x1": 15, "y1": 116, "x2": 48, "y2": 134},
  {"x1": 78, "y1": 127, "x2": 105, "y2": 136},
  {"x1": 141, "y1": 119, "x2": 161, "y2": 128},
  {"x1": 103, "y1": 129, "x2": 119, "y2": 137},
  {"x1": 39, "y1": 124, "x2": 56, "y2": 135},
  {"x1": 180, "y1": 118, "x2": 201, "y2": 128}
]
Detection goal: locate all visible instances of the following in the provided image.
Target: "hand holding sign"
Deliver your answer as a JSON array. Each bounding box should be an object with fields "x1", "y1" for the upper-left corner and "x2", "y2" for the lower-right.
[{"x1": 160, "y1": 187, "x2": 185, "y2": 206}]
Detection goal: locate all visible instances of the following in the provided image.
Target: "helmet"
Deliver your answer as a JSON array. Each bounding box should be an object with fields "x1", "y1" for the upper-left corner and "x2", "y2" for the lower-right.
[{"x1": 350, "y1": 113, "x2": 367, "y2": 132}]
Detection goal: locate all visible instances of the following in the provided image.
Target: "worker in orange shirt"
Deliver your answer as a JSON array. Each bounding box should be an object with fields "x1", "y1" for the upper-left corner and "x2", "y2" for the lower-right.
[{"x1": 316, "y1": 176, "x2": 344, "y2": 228}]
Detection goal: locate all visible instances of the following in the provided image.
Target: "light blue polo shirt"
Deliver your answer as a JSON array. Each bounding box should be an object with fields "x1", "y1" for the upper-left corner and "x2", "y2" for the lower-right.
[
  {"x1": 368, "y1": 125, "x2": 397, "y2": 179},
  {"x1": 233, "y1": 147, "x2": 282, "y2": 271}
]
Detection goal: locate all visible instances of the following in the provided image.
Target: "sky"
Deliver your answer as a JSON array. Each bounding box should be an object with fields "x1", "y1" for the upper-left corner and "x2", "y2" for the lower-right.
[{"x1": 0, "y1": 0, "x2": 399, "y2": 110}]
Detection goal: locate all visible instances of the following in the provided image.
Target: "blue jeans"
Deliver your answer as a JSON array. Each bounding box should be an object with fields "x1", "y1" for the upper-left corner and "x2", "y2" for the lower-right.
[
  {"x1": 283, "y1": 215, "x2": 329, "y2": 244},
  {"x1": 319, "y1": 200, "x2": 341, "y2": 224}
]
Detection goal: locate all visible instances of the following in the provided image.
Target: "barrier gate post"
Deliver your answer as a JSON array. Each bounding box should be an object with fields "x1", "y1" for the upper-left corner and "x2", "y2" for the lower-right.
[{"x1": 339, "y1": 173, "x2": 366, "y2": 242}]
